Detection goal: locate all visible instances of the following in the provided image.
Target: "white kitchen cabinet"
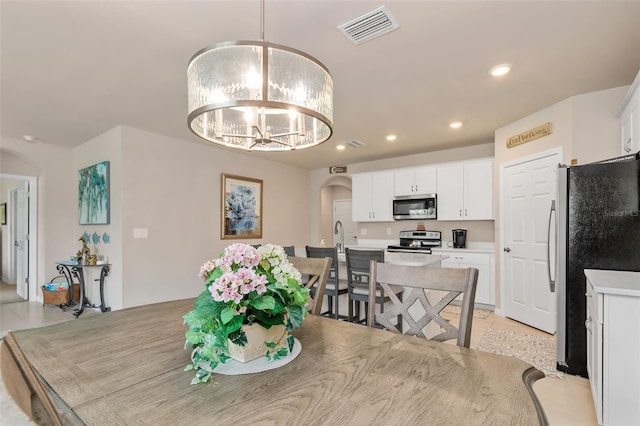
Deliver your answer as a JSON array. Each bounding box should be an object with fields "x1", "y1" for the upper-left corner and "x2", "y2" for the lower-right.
[
  {"x1": 617, "y1": 70, "x2": 640, "y2": 155},
  {"x1": 431, "y1": 249, "x2": 495, "y2": 307},
  {"x1": 352, "y1": 171, "x2": 394, "y2": 222},
  {"x1": 585, "y1": 269, "x2": 640, "y2": 426},
  {"x1": 436, "y1": 159, "x2": 494, "y2": 220},
  {"x1": 394, "y1": 166, "x2": 437, "y2": 196}
]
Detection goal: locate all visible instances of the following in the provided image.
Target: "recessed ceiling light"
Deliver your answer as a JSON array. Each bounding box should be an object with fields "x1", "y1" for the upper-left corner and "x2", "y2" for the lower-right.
[
  {"x1": 386, "y1": 134, "x2": 397, "y2": 141},
  {"x1": 449, "y1": 121, "x2": 463, "y2": 129},
  {"x1": 336, "y1": 144, "x2": 346, "y2": 151},
  {"x1": 23, "y1": 135, "x2": 38, "y2": 142},
  {"x1": 488, "y1": 63, "x2": 512, "y2": 77}
]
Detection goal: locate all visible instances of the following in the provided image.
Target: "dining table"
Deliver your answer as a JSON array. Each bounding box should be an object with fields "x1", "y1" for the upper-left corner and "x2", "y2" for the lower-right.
[{"x1": 1, "y1": 298, "x2": 547, "y2": 425}]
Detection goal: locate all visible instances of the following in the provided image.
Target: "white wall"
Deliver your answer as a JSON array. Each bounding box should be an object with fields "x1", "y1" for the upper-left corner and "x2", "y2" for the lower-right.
[
  {"x1": 2, "y1": 126, "x2": 313, "y2": 309},
  {"x1": 118, "y1": 126, "x2": 312, "y2": 308},
  {"x1": 73, "y1": 127, "x2": 124, "y2": 309}
]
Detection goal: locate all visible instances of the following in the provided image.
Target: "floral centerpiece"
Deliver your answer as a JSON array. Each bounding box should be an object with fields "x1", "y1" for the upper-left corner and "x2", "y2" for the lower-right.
[{"x1": 183, "y1": 243, "x2": 309, "y2": 384}]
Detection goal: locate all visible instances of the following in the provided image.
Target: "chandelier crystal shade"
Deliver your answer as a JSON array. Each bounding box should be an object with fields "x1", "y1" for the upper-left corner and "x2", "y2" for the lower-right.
[{"x1": 187, "y1": 40, "x2": 333, "y2": 151}]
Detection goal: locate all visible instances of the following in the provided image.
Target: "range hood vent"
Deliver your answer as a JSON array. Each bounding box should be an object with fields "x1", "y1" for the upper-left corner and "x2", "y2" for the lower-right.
[{"x1": 338, "y1": 6, "x2": 400, "y2": 45}]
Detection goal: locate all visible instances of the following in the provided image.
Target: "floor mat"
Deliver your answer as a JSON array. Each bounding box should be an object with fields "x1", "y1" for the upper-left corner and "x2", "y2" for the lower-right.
[
  {"x1": 442, "y1": 305, "x2": 492, "y2": 319},
  {"x1": 477, "y1": 328, "x2": 564, "y2": 379}
]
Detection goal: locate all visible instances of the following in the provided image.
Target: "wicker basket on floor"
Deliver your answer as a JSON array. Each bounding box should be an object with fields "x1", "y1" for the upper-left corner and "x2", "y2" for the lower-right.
[{"x1": 42, "y1": 276, "x2": 80, "y2": 306}]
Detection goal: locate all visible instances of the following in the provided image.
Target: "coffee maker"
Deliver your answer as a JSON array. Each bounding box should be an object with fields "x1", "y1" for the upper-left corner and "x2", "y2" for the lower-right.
[{"x1": 452, "y1": 229, "x2": 467, "y2": 248}]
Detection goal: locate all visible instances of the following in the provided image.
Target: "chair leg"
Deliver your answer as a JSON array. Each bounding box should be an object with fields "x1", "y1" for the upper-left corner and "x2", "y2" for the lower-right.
[
  {"x1": 348, "y1": 292, "x2": 354, "y2": 322},
  {"x1": 327, "y1": 295, "x2": 334, "y2": 317}
]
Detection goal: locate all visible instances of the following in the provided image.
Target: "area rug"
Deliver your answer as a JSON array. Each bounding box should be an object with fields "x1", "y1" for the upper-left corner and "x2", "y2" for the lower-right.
[
  {"x1": 477, "y1": 329, "x2": 564, "y2": 379},
  {"x1": 442, "y1": 305, "x2": 492, "y2": 319}
]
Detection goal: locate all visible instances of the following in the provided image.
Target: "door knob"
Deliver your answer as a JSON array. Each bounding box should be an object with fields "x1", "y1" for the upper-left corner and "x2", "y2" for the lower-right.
[{"x1": 503, "y1": 247, "x2": 511, "y2": 252}]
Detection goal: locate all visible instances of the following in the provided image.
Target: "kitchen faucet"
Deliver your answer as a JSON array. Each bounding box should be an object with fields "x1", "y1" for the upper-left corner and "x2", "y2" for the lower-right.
[{"x1": 334, "y1": 220, "x2": 344, "y2": 253}]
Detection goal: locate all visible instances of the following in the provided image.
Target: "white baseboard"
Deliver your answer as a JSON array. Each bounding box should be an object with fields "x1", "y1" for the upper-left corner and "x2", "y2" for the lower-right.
[{"x1": 493, "y1": 308, "x2": 505, "y2": 317}]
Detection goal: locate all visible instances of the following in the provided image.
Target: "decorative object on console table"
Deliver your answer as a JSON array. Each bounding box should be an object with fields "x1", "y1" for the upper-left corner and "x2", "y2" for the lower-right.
[
  {"x1": 183, "y1": 243, "x2": 309, "y2": 384},
  {"x1": 221, "y1": 174, "x2": 263, "y2": 239},
  {"x1": 78, "y1": 161, "x2": 110, "y2": 225}
]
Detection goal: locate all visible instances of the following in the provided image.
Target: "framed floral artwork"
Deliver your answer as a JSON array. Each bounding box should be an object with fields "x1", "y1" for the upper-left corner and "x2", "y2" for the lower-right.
[
  {"x1": 221, "y1": 174, "x2": 262, "y2": 239},
  {"x1": 78, "y1": 161, "x2": 110, "y2": 225}
]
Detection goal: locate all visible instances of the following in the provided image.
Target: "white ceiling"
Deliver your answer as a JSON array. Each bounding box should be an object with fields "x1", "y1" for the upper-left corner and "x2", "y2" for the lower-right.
[{"x1": 2, "y1": 1, "x2": 639, "y2": 169}]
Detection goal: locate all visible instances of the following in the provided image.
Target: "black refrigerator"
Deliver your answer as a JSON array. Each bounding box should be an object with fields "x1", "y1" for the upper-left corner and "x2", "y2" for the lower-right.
[{"x1": 553, "y1": 152, "x2": 640, "y2": 377}]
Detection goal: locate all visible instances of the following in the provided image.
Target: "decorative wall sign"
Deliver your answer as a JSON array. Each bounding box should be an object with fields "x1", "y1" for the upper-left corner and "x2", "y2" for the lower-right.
[
  {"x1": 506, "y1": 122, "x2": 552, "y2": 148},
  {"x1": 78, "y1": 161, "x2": 110, "y2": 225},
  {"x1": 221, "y1": 174, "x2": 263, "y2": 239},
  {"x1": 329, "y1": 166, "x2": 348, "y2": 174}
]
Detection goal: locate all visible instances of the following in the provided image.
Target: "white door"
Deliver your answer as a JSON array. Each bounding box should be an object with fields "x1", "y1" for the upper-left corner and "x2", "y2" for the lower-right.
[
  {"x1": 503, "y1": 151, "x2": 559, "y2": 333},
  {"x1": 16, "y1": 181, "x2": 29, "y2": 300}
]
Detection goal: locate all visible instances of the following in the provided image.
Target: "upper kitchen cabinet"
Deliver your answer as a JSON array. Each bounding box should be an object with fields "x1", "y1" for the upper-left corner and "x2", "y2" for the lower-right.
[
  {"x1": 618, "y1": 70, "x2": 640, "y2": 155},
  {"x1": 352, "y1": 171, "x2": 394, "y2": 222},
  {"x1": 394, "y1": 166, "x2": 437, "y2": 196},
  {"x1": 437, "y1": 159, "x2": 494, "y2": 220}
]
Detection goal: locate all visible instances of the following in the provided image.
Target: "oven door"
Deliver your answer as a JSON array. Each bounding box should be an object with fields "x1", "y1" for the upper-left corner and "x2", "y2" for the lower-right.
[{"x1": 393, "y1": 194, "x2": 437, "y2": 220}]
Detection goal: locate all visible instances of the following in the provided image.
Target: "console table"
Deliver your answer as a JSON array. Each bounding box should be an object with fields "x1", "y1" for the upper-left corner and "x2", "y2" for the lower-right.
[{"x1": 55, "y1": 261, "x2": 111, "y2": 317}]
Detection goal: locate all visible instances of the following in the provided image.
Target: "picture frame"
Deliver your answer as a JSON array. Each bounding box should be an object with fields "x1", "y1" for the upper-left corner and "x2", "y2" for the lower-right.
[
  {"x1": 78, "y1": 161, "x2": 110, "y2": 225},
  {"x1": 221, "y1": 174, "x2": 263, "y2": 239},
  {"x1": 1, "y1": 203, "x2": 6, "y2": 225}
]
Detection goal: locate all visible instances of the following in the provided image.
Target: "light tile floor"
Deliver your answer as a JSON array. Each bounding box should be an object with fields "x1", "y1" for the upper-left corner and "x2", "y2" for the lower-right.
[{"x1": 0, "y1": 301, "x2": 597, "y2": 425}]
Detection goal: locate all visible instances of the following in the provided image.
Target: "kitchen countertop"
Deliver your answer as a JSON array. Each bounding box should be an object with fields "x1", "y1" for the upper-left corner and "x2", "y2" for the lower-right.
[
  {"x1": 584, "y1": 269, "x2": 640, "y2": 297},
  {"x1": 337, "y1": 251, "x2": 448, "y2": 267}
]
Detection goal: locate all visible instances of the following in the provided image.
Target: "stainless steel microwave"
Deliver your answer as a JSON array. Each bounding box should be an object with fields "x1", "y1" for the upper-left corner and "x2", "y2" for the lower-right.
[{"x1": 393, "y1": 194, "x2": 437, "y2": 220}]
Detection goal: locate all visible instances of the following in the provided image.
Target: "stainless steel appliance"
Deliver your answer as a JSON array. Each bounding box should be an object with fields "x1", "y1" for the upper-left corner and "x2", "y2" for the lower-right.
[
  {"x1": 452, "y1": 229, "x2": 467, "y2": 248},
  {"x1": 392, "y1": 194, "x2": 437, "y2": 220},
  {"x1": 551, "y1": 152, "x2": 640, "y2": 377},
  {"x1": 387, "y1": 230, "x2": 441, "y2": 253}
]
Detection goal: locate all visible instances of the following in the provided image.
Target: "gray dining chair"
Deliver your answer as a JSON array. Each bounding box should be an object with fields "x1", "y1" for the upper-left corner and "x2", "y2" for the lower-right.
[
  {"x1": 368, "y1": 261, "x2": 479, "y2": 348},
  {"x1": 345, "y1": 248, "x2": 401, "y2": 324},
  {"x1": 288, "y1": 256, "x2": 331, "y2": 316},
  {"x1": 282, "y1": 246, "x2": 295, "y2": 257},
  {"x1": 305, "y1": 246, "x2": 347, "y2": 319}
]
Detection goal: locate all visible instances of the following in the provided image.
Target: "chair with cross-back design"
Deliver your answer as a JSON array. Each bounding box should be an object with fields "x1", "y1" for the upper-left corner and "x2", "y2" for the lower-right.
[
  {"x1": 288, "y1": 256, "x2": 331, "y2": 316},
  {"x1": 367, "y1": 261, "x2": 479, "y2": 348}
]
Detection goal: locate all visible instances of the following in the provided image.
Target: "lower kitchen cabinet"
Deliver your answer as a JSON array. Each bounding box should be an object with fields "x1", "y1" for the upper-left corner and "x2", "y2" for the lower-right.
[
  {"x1": 585, "y1": 269, "x2": 640, "y2": 426},
  {"x1": 431, "y1": 249, "x2": 494, "y2": 307}
]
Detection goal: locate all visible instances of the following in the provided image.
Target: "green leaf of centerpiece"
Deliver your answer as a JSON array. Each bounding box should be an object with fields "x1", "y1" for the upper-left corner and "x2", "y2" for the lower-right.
[
  {"x1": 287, "y1": 305, "x2": 305, "y2": 329},
  {"x1": 220, "y1": 307, "x2": 235, "y2": 324},
  {"x1": 250, "y1": 295, "x2": 276, "y2": 310}
]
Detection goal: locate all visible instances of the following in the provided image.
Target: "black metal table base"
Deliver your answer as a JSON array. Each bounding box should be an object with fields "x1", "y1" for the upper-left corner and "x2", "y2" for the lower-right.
[{"x1": 55, "y1": 263, "x2": 111, "y2": 318}]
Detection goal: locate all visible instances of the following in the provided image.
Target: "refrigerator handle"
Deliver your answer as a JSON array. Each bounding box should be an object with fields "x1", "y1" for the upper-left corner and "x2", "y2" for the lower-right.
[{"x1": 547, "y1": 200, "x2": 556, "y2": 292}]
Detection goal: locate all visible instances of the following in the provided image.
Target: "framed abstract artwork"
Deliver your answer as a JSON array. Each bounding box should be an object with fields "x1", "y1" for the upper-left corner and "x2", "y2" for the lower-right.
[
  {"x1": 78, "y1": 161, "x2": 110, "y2": 225},
  {"x1": 221, "y1": 174, "x2": 263, "y2": 239}
]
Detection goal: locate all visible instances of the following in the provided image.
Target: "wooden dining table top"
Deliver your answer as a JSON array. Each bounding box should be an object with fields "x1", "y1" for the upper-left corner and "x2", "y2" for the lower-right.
[{"x1": 2, "y1": 298, "x2": 546, "y2": 425}]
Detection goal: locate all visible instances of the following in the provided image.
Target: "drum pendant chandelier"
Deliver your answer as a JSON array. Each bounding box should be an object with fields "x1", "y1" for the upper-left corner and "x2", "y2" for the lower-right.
[{"x1": 187, "y1": 0, "x2": 333, "y2": 151}]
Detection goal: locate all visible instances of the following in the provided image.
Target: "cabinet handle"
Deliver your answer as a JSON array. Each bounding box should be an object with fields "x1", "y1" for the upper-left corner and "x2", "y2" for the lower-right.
[
  {"x1": 415, "y1": 184, "x2": 418, "y2": 192},
  {"x1": 411, "y1": 184, "x2": 414, "y2": 192},
  {"x1": 465, "y1": 209, "x2": 468, "y2": 216},
  {"x1": 459, "y1": 209, "x2": 463, "y2": 217}
]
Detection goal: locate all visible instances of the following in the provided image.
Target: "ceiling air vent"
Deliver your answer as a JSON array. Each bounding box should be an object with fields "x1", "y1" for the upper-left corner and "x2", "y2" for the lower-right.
[
  {"x1": 346, "y1": 140, "x2": 366, "y2": 148},
  {"x1": 338, "y1": 6, "x2": 400, "y2": 45}
]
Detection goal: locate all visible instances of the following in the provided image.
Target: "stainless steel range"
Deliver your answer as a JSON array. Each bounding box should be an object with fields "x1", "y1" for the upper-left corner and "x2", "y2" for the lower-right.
[{"x1": 387, "y1": 230, "x2": 442, "y2": 254}]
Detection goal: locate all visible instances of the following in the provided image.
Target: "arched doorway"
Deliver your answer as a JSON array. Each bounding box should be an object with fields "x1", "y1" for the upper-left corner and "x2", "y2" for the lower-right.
[{"x1": 319, "y1": 175, "x2": 354, "y2": 249}]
